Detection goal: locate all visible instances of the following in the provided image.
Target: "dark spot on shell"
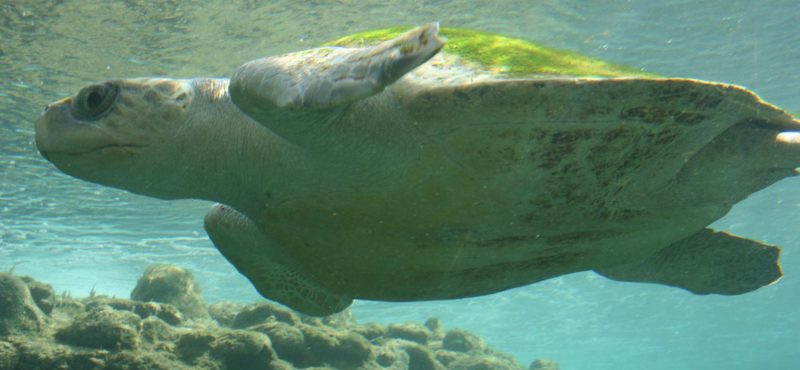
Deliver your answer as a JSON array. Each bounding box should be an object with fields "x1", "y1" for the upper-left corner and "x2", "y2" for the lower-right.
[
  {"x1": 674, "y1": 111, "x2": 709, "y2": 126},
  {"x1": 559, "y1": 162, "x2": 578, "y2": 175},
  {"x1": 552, "y1": 129, "x2": 591, "y2": 145},
  {"x1": 621, "y1": 106, "x2": 667, "y2": 124},
  {"x1": 499, "y1": 147, "x2": 516, "y2": 159},
  {"x1": 580, "y1": 105, "x2": 615, "y2": 120},
  {"x1": 489, "y1": 235, "x2": 530, "y2": 243},
  {"x1": 144, "y1": 90, "x2": 162, "y2": 105},
  {"x1": 655, "y1": 130, "x2": 681, "y2": 145},
  {"x1": 415, "y1": 242, "x2": 431, "y2": 250},
  {"x1": 493, "y1": 129, "x2": 522, "y2": 144},
  {"x1": 688, "y1": 90, "x2": 724, "y2": 110},
  {"x1": 477, "y1": 84, "x2": 495, "y2": 97},
  {"x1": 453, "y1": 89, "x2": 470, "y2": 102},
  {"x1": 536, "y1": 148, "x2": 571, "y2": 170},
  {"x1": 519, "y1": 199, "x2": 554, "y2": 224},
  {"x1": 739, "y1": 117, "x2": 782, "y2": 131},
  {"x1": 546, "y1": 230, "x2": 618, "y2": 244},
  {"x1": 602, "y1": 128, "x2": 636, "y2": 142}
]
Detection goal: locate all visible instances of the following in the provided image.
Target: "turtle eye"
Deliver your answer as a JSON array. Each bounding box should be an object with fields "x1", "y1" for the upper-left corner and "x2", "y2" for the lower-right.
[{"x1": 70, "y1": 82, "x2": 119, "y2": 120}]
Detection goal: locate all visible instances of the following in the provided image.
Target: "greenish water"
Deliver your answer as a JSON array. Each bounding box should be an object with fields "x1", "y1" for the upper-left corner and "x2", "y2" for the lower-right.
[{"x1": 2, "y1": 0, "x2": 799, "y2": 369}]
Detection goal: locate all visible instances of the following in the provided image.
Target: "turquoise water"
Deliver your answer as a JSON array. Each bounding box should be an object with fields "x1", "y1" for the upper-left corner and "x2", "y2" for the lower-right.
[{"x1": 2, "y1": 0, "x2": 799, "y2": 369}]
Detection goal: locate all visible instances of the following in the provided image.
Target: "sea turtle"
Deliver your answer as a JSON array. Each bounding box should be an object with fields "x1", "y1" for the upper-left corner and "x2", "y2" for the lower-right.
[{"x1": 35, "y1": 24, "x2": 800, "y2": 316}]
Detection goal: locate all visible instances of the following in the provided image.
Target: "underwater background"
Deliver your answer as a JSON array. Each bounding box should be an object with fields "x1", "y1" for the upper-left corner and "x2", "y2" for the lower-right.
[{"x1": 1, "y1": 0, "x2": 798, "y2": 369}]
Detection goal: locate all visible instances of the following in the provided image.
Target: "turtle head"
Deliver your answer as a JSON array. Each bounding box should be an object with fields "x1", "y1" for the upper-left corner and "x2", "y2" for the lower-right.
[{"x1": 34, "y1": 78, "x2": 199, "y2": 199}]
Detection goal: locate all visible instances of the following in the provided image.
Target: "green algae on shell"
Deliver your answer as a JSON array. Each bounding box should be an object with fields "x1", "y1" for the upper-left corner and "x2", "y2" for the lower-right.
[{"x1": 326, "y1": 26, "x2": 658, "y2": 78}]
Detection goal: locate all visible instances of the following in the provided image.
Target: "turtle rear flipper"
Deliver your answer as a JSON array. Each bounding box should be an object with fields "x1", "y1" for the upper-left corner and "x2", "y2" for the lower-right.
[
  {"x1": 596, "y1": 229, "x2": 782, "y2": 295},
  {"x1": 204, "y1": 204, "x2": 353, "y2": 316}
]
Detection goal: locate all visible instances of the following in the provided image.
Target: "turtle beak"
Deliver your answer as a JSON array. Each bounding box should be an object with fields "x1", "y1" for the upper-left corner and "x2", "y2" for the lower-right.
[
  {"x1": 34, "y1": 97, "x2": 120, "y2": 160},
  {"x1": 35, "y1": 99, "x2": 69, "y2": 161}
]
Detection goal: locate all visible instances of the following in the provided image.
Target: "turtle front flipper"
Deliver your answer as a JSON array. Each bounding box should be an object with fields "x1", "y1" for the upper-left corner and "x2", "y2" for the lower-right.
[
  {"x1": 228, "y1": 24, "x2": 445, "y2": 146},
  {"x1": 595, "y1": 229, "x2": 782, "y2": 295},
  {"x1": 204, "y1": 204, "x2": 352, "y2": 316}
]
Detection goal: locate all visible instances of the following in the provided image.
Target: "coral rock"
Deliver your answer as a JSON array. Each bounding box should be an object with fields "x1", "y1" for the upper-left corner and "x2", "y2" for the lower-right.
[
  {"x1": 530, "y1": 358, "x2": 561, "y2": 370},
  {"x1": 19, "y1": 276, "x2": 57, "y2": 315},
  {"x1": 434, "y1": 349, "x2": 468, "y2": 367},
  {"x1": 208, "y1": 301, "x2": 244, "y2": 327},
  {"x1": 105, "y1": 350, "x2": 190, "y2": 370},
  {"x1": 386, "y1": 322, "x2": 433, "y2": 344},
  {"x1": 0, "y1": 341, "x2": 19, "y2": 369},
  {"x1": 176, "y1": 330, "x2": 217, "y2": 364},
  {"x1": 86, "y1": 298, "x2": 183, "y2": 326},
  {"x1": 209, "y1": 330, "x2": 278, "y2": 369},
  {"x1": 251, "y1": 321, "x2": 312, "y2": 367},
  {"x1": 383, "y1": 339, "x2": 444, "y2": 370},
  {"x1": 302, "y1": 309, "x2": 358, "y2": 329},
  {"x1": 351, "y1": 322, "x2": 387, "y2": 340},
  {"x1": 442, "y1": 329, "x2": 487, "y2": 354},
  {"x1": 337, "y1": 332, "x2": 373, "y2": 366},
  {"x1": 449, "y1": 355, "x2": 522, "y2": 370},
  {"x1": 130, "y1": 264, "x2": 209, "y2": 320},
  {"x1": 56, "y1": 305, "x2": 142, "y2": 350},
  {"x1": 374, "y1": 344, "x2": 407, "y2": 368},
  {"x1": 141, "y1": 316, "x2": 179, "y2": 344},
  {"x1": 425, "y1": 317, "x2": 445, "y2": 340},
  {"x1": 0, "y1": 273, "x2": 47, "y2": 336},
  {"x1": 13, "y1": 339, "x2": 75, "y2": 370},
  {"x1": 2, "y1": 265, "x2": 537, "y2": 370},
  {"x1": 232, "y1": 302, "x2": 300, "y2": 328},
  {"x1": 299, "y1": 324, "x2": 372, "y2": 367}
]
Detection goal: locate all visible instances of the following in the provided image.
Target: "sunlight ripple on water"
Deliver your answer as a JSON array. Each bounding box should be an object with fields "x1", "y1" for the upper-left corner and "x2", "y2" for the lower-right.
[{"x1": 1, "y1": 1, "x2": 799, "y2": 369}]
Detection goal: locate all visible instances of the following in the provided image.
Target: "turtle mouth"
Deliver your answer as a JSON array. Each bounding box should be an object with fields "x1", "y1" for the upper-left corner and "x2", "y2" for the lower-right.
[
  {"x1": 39, "y1": 143, "x2": 149, "y2": 159},
  {"x1": 34, "y1": 101, "x2": 149, "y2": 160}
]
